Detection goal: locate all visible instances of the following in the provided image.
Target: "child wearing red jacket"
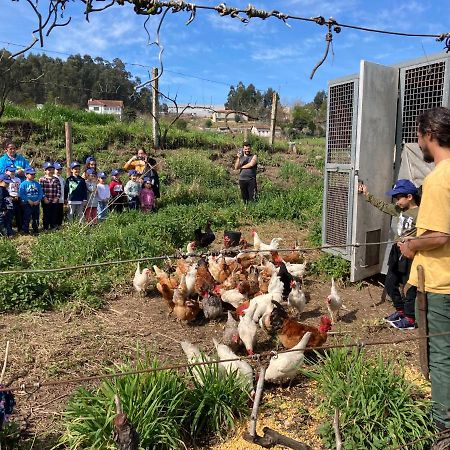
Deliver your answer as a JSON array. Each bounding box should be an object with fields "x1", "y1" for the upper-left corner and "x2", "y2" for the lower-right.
[{"x1": 109, "y1": 169, "x2": 126, "y2": 213}]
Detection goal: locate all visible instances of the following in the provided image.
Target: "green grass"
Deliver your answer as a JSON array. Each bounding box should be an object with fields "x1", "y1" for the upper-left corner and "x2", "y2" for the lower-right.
[
  {"x1": 58, "y1": 354, "x2": 250, "y2": 449},
  {"x1": 306, "y1": 347, "x2": 436, "y2": 449}
]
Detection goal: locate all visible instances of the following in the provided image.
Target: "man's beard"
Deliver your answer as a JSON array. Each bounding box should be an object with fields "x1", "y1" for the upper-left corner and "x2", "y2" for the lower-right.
[{"x1": 420, "y1": 145, "x2": 434, "y2": 163}]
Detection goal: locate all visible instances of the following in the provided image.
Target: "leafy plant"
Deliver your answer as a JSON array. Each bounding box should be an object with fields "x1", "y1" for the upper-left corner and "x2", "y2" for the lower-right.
[
  {"x1": 309, "y1": 253, "x2": 350, "y2": 280},
  {"x1": 306, "y1": 348, "x2": 436, "y2": 449}
]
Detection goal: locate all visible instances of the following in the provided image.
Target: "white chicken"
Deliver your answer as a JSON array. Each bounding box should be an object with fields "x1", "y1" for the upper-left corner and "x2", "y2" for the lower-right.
[
  {"x1": 223, "y1": 311, "x2": 241, "y2": 351},
  {"x1": 284, "y1": 261, "x2": 307, "y2": 281},
  {"x1": 180, "y1": 340, "x2": 212, "y2": 385},
  {"x1": 246, "y1": 272, "x2": 283, "y2": 323},
  {"x1": 133, "y1": 262, "x2": 152, "y2": 296},
  {"x1": 213, "y1": 338, "x2": 254, "y2": 394},
  {"x1": 238, "y1": 312, "x2": 258, "y2": 355},
  {"x1": 252, "y1": 230, "x2": 283, "y2": 254},
  {"x1": 264, "y1": 332, "x2": 311, "y2": 383},
  {"x1": 288, "y1": 280, "x2": 306, "y2": 317},
  {"x1": 219, "y1": 287, "x2": 246, "y2": 308},
  {"x1": 326, "y1": 277, "x2": 347, "y2": 324}
]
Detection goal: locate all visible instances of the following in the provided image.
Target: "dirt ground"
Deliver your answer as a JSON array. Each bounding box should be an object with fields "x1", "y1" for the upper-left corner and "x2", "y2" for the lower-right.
[{"x1": 0, "y1": 221, "x2": 424, "y2": 449}]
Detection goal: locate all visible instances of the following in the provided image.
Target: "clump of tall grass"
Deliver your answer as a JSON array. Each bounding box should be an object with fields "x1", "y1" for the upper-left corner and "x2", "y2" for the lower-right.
[
  {"x1": 58, "y1": 354, "x2": 250, "y2": 449},
  {"x1": 306, "y1": 347, "x2": 436, "y2": 449}
]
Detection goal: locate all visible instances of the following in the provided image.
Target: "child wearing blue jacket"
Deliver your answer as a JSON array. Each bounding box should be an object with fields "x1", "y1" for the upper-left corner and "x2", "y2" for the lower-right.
[{"x1": 19, "y1": 167, "x2": 43, "y2": 234}]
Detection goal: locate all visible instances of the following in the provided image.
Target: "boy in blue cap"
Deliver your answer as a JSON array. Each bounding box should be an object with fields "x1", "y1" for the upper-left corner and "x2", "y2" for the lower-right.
[
  {"x1": 4, "y1": 165, "x2": 22, "y2": 234},
  {"x1": 53, "y1": 162, "x2": 65, "y2": 227},
  {"x1": 0, "y1": 174, "x2": 13, "y2": 237},
  {"x1": 124, "y1": 169, "x2": 141, "y2": 210},
  {"x1": 19, "y1": 167, "x2": 43, "y2": 234},
  {"x1": 359, "y1": 179, "x2": 420, "y2": 329},
  {"x1": 65, "y1": 161, "x2": 87, "y2": 221},
  {"x1": 39, "y1": 162, "x2": 61, "y2": 231}
]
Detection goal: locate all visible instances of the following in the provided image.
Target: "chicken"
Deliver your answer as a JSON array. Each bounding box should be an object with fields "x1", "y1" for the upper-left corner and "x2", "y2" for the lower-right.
[
  {"x1": 153, "y1": 265, "x2": 178, "y2": 312},
  {"x1": 271, "y1": 244, "x2": 302, "y2": 264},
  {"x1": 153, "y1": 265, "x2": 178, "y2": 290},
  {"x1": 201, "y1": 290, "x2": 223, "y2": 320},
  {"x1": 263, "y1": 301, "x2": 332, "y2": 349},
  {"x1": 252, "y1": 230, "x2": 283, "y2": 253},
  {"x1": 246, "y1": 272, "x2": 283, "y2": 323},
  {"x1": 208, "y1": 255, "x2": 231, "y2": 283},
  {"x1": 175, "y1": 258, "x2": 191, "y2": 277},
  {"x1": 186, "y1": 241, "x2": 197, "y2": 254},
  {"x1": 173, "y1": 275, "x2": 200, "y2": 322},
  {"x1": 180, "y1": 340, "x2": 212, "y2": 385},
  {"x1": 236, "y1": 252, "x2": 259, "y2": 270},
  {"x1": 288, "y1": 280, "x2": 306, "y2": 317},
  {"x1": 185, "y1": 264, "x2": 197, "y2": 296},
  {"x1": 264, "y1": 332, "x2": 311, "y2": 384},
  {"x1": 275, "y1": 261, "x2": 294, "y2": 300},
  {"x1": 194, "y1": 221, "x2": 215, "y2": 247},
  {"x1": 194, "y1": 258, "x2": 216, "y2": 295},
  {"x1": 285, "y1": 261, "x2": 307, "y2": 281},
  {"x1": 326, "y1": 277, "x2": 347, "y2": 324},
  {"x1": 238, "y1": 312, "x2": 258, "y2": 355},
  {"x1": 221, "y1": 269, "x2": 241, "y2": 290},
  {"x1": 223, "y1": 311, "x2": 241, "y2": 352},
  {"x1": 246, "y1": 269, "x2": 260, "y2": 296},
  {"x1": 213, "y1": 339, "x2": 254, "y2": 394},
  {"x1": 133, "y1": 262, "x2": 152, "y2": 296}
]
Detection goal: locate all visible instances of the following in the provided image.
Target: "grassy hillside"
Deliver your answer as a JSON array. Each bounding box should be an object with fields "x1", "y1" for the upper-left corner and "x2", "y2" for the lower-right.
[{"x1": 0, "y1": 104, "x2": 343, "y2": 311}]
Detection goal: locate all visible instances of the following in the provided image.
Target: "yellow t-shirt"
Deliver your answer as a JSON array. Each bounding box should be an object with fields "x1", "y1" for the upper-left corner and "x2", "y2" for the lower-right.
[{"x1": 409, "y1": 158, "x2": 450, "y2": 293}]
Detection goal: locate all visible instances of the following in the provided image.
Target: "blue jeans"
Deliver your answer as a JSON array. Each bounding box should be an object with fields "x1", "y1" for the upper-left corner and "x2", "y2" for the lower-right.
[
  {"x1": 97, "y1": 201, "x2": 109, "y2": 221},
  {"x1": 22, "y1": 203, "x2": 40, "y2": 233}
]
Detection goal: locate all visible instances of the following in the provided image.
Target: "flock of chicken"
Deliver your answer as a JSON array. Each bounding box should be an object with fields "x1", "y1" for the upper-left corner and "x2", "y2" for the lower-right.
[{"x1": 133, "y1": 229, "x2": 347, "y2": 386}]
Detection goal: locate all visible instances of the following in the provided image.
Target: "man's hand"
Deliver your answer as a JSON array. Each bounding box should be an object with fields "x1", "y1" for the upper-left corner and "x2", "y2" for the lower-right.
[
  {"x1": 43, "y1": 197, "x2": 49, "y2": 204},
  {"x1": 398, "y1": 237, "x2": 416, "y2": 259}
]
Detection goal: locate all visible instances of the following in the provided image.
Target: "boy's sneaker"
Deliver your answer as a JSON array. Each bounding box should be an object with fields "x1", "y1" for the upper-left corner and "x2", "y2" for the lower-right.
[
  {"x1": 384, "y1": 311, "x2": 403, "y2": 322},
  {"x1": 389, "y1": 317, "x2": 416, "y2": 330}
]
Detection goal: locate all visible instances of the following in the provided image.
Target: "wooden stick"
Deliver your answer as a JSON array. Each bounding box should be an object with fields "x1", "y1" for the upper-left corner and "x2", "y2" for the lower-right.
[
  {"x1": 417, "y1": 265, "x2": 429, "y2": 380},
  {"x1": 248, "y1": 366, "x2": 266, "y2": 438},
  {"x1": 0, "y1": 341, "x2": 10, "y2": 385},
  {"x1": 333, "y1": 408, "x2": 342, "y2": 450}
]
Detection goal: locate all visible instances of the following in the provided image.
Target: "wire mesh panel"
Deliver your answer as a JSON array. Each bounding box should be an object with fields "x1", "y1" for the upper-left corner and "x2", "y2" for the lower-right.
[
  {"x1": 327, "y1": 82, "x2": 355, "y2": 164},
  {"x1": 401, "y1": 61, "x2": 446, "y2": 142},
  {"x1": 324, "y1": 171, "x2": 350, "y2": 249}
]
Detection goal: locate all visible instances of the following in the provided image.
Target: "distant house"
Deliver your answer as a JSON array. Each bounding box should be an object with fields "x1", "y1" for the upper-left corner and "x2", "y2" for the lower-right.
[
  {"x1": 166, "y1": 104, "x2": 224, "y2": 118},
  {"x1": 87, "y1": 99, "x2": 123, "y2": 119},
  {"x1": 212, "y1": 109, "x2": 248, "y2": 123},
  {"x1": 250, "y1": 124, "x2": 282, "y2": 137}
]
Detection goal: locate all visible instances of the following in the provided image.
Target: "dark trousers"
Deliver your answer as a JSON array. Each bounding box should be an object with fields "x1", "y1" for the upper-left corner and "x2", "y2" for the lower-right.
[
  {"x1": 127, "y1": 197, "x2": 140, "y2": 210},
  {"x1": 385, "y1": 244, "x2": 416, "y2": 319},
  {"x1": 42, "y1": 202, "x2": 58, "y2": 230},
  {"x1": 55, "y1": 203, "x2": 64, "y2": 226},
  {"x1": 425, "y1": 293, "x2": 450, "y2": 429},
  {"x1": 4, "y1": 210, "x2": 13, "y2": 236},
  {"x1": 22, "y1": 203, "x2": 40, "y2": 233},
  {"x1": 0, "y1": 212, "x2": 7, "y2": 237},
  {"x1": 110, "y1": 197, "x2": 125, "y2": 213},
  {"x1": 11, "y1": 198, "x2": 22, "y2": 231},
  {"x1": 239, "y1": 178, "x2": 257, "y2": 203}
]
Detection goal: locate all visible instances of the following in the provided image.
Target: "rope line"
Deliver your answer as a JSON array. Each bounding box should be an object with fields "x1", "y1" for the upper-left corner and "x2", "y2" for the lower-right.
[
  {"x1": 2, "y1": 330, "x2": 449, "y2": 393},
  {"x1": 0, "y1": 233, "x2": 443, "y2": 275}
]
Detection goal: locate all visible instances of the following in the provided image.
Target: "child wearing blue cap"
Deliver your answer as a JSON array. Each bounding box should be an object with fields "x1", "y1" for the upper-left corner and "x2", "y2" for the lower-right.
[
  {"x1": 39, "y1": 162, "x2": 61, "y2": 231},
  {"x1": 54, "y1": 163, "x2": 65, "y2": 227},
  {"x1": 4, "y1": 165, "x2": 22, "y2": 234},
  {"x1": 359, "y1": 179, "x2": 420, "y2": 330},
  {"x1": 124, "y1": 170, "x2": 141, "y2": 210},
  {"x1": 19, "y1": 168, "x2": 43, "y2": 234},
  {"x1": 140, "y1": 177, "x2": 155, "y2": 213},
  {"x1": 65, "y1": 162, "x2": 88, "y2": 221},
  {"x1": 96, "y1": 172, "x2": 110, "y2": 222},
  {"x1": 109, "y1": 170, "x2": 126, "y2": 213},
  {"x1": 0, "y1": 174, "x2": 13, "y2": 237}
]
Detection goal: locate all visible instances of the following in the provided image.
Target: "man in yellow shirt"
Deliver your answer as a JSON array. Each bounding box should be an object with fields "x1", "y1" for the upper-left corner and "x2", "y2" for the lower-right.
[{"x1": 399, "y1": 107, "x2": 450, "y2": 443}]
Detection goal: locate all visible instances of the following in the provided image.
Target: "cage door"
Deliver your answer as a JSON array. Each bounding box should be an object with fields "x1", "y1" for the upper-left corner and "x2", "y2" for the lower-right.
[{"x1": 351, "y1": 61, "x2": 399, "y2": 282}]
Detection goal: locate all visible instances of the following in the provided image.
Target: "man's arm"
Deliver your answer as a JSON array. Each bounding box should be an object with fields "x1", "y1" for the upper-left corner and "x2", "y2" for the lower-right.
[
  {"x1": 240, "y1": 155, "x2": 257, "y2": 169},
  {"x1": 398, "y1": 230, "x2": 450, "y2": 259},
  {"x1": 234, "y1": 155, "x2": 241, "y2": 170}
]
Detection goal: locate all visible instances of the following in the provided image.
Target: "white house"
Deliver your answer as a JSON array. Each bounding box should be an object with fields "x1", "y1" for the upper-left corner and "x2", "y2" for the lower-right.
[
  {"x1": 250, "y1": 124, "x2": 281, "y2": 137},
  {"x1": 87, "y1": 99, "x2": 124, "y2": 119},
  {"x1": 166, "y1": 104, "x2": 224, "y2": 118},
  {"x1": 212, "y1": 109, "x2": 248, "y2": 123}
]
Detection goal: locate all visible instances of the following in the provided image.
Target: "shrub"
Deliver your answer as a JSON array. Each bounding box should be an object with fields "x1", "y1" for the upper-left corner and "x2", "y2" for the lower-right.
[
  {"x1": 307, "y1": 348, "x2": 436, "y2": 449},
  {"x1": 309, "y1": 253, "x2": 350, "y2": 280},
  {"x1": 59, "y1": 354, "x2": 250, "y2": 449}
]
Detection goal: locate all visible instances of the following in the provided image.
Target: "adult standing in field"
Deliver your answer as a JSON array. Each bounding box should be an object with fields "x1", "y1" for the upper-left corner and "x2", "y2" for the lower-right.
[
  {"x1": 124, "y1": 149, "x2": 160, "y2": 199},
  {"x1": 234, "y1": 141, "x2": 257, "y2": 203},
  {"x1": 398, "y1": 107, "x2": 450, "y2": 446},
  {"x1": 0, "y1": 139, "x2": 31, "y2": 180}
]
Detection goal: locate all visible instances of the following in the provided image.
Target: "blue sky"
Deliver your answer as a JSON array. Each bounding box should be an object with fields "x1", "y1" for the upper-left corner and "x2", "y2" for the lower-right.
[{"x1": 0, "y1": 0, "x2": 448, "y2": 106}]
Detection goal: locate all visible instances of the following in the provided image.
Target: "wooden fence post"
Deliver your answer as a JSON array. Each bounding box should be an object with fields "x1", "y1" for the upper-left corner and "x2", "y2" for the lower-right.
[
  {"x1": 65, "y1": 122, "x2": 72, "y2": 177},
  {"x1": 151, "y1": 68, "x2": 160, "y2": 149}
]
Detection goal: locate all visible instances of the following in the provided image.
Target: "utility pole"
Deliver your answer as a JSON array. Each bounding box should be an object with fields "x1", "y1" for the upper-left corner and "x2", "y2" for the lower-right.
[
  {"x1": 65, "y1": 122, "x2": 72, "y2": 176},
  {"x1": 269, "y1": 91, "x2": 278, "y2": 148},
  {"x1": 151, "y1": 67, "x2": 160, "y2": 148}
]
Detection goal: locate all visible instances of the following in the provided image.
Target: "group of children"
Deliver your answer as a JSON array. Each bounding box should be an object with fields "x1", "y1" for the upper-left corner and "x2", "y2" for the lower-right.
[{"x1": 0, "y1": 156, "x2": 157, "y2": 236}]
